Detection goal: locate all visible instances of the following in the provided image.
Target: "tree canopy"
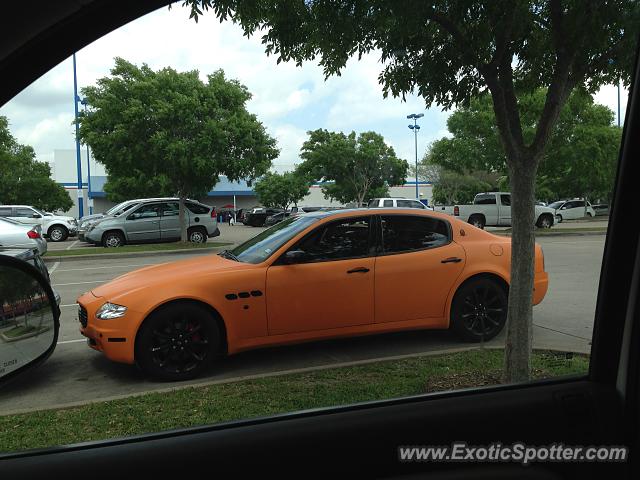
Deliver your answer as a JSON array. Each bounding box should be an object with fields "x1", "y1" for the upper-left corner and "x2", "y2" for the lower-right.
[
  {"x1": 254, "y1": 171, "x2": 310, "y2": 211},
  {"x1": 427, "y1": 90, "x2": 621, "y2": 202},
  {"x1": 0, "y1": 116, "x2": 73, "y2": 212},
  {"x1": 297, "y1": 129, "x2": 408, "y2": 206},
  {"x1": 79, "y1": 58, "x2": 279, "y2": 239}
]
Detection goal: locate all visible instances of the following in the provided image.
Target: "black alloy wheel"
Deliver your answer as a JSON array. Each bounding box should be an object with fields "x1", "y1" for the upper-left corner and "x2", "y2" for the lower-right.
[
  {"x1": 136, "y1": 303, "x2": 220, "y2": 381},
  {"x1": 450, "y1": 278, "x2": 508, "y2": 342}
]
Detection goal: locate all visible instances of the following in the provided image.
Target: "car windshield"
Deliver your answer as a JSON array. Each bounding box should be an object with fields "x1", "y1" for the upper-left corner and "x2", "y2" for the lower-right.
[
  {"x1": 106, "y1": 201, "x2": 130, "y2": 215},
  {"x1": 548, "y1": 201, "x2": 565, "y2": 209},
  {"x1": 230, "y1": 216, "x2": 319, "y2": 264}
]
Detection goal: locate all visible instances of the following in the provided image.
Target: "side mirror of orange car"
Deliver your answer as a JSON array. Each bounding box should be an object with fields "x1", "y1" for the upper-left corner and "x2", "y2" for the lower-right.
[{"x1": 283, "y1": 250, "x2": 307, "y2": 264}]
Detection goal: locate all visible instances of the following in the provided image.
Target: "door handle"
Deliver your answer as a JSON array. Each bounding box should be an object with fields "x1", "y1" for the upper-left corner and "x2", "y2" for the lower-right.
[
  {"x1": 347, "y1": 267, "x2": 370, "y2": 274},
  {"x1": 441, "y1": 257, "x2": 462, "y2": 264}
]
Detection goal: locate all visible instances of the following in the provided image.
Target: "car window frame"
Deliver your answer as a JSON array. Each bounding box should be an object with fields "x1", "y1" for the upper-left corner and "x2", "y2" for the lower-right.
[
  {"x1": 126, "y1": 202, "x2": 162, "y2": 221},
  {"x1": 375, "y1": 213, "x2": 453, "y2": 257},
  {"x1": 274, "y1": 215, "x2": 376, "y2": 265}
]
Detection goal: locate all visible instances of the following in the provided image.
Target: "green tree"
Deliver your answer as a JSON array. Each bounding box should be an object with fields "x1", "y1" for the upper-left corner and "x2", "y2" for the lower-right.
[
  {"x1": 432, "y1": 170, "x2": 496, "y2": 205},
  {"x1": 427, "y1": 90, "x2": 621, "y2": 204},
  {"x1": 0, "y1": 116, "x2": 73, "y2": 212},
  {"x1": 79, "y1": 58, "x2": 279, "y2": 241},
  {"x1": 255, "y1": 171, "x2": 310, "y2": 211},
  {"x1": 297, "y1": 129, "x2": 408, "y2": 206},
  {"x1": 185, "y1": 0, "x2": 639, "y2": 382}
]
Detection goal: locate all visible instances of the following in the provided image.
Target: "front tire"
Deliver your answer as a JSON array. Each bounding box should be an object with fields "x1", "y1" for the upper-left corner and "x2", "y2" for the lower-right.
[
  {"x1": 48, "y1": 225, "x2": 68, "y2": 242},
  {"x1": 135, "y1": 303, "x2": 220, "y2": 381},
  {"x1": 450, "y1": 278, "x2": 508, "y2": 342},
  {"x1": 102, "y1": 231, "x2": 125, "y2": 248},
  {"x1": 536, "y1": 214, "x2": 553, "y2": 229}
]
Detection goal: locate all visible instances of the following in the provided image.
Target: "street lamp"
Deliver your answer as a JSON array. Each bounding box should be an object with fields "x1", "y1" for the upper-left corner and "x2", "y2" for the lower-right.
[
  {"x1": 79, "y1": 98, "x2": 93, "y2": 214},
  {"x1": 407, "y1": 113, "x2": 424, "y2": 200},
  {"x1": 72, "y1": 53, "x2": 84, "y2": 218}
]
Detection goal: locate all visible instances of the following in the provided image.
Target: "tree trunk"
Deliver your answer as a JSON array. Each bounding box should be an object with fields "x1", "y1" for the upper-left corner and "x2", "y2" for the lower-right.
[
  {"x1": 179, "y1": 195, "x2": 188, "y2": 243},
  {"x1": 504, "y1": 158, "x2": 538, "y2": 383}
]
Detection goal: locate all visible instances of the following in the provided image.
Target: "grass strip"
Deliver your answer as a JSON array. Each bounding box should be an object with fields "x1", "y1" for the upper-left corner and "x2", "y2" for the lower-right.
[
  {"x1": 0, "y1": 349, "x2": 588, "y2": 453},
  {"x1": 45, "y1": 242, "x2": 232, "y2": 257}
]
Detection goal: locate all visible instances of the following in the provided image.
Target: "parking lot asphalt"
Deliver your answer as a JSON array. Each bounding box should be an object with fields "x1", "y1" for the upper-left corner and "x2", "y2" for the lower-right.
[{"x1": 0, "y1": 230, "x2": 604, "y2": 414}]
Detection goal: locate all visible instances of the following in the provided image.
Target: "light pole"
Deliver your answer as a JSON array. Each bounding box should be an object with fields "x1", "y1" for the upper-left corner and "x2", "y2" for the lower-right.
[
  {"x1": 407, "y1": 113, "x2": 424, "y2": 200},
  {"x1": 80, "y1": 98, "x2": 93, "y2": 214},
  {"x1": 72, "y1": 53, "x2": 84, "y2": 218}
]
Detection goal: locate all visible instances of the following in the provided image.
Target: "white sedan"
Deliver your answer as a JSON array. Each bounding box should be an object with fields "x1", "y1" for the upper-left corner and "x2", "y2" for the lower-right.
[
  {"x1": 548, "y1": 199, "x2": 596, "y2": 222},
  {"x1": 0, "y1": 217, "x2": 47, "y2": 255}
]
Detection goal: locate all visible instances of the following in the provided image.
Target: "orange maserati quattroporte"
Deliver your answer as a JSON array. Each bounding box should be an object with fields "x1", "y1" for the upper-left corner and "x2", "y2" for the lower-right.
[{"x1": 78, "y1": 209, "x2": 548, "y2": 380}]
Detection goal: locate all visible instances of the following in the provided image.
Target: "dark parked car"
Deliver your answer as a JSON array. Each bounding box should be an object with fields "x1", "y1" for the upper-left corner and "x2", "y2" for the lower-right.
[
  {"x1": 264, "y1": 211, "x2": 291, "y2": 226},
  {"x1": 243, "y1": 207, "x2": 284, "y2": 226}
]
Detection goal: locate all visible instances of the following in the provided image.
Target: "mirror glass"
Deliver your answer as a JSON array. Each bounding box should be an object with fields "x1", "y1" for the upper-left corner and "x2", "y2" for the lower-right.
[{"x1": 0, "y1": 264, "x2": 56, "y2": 379}]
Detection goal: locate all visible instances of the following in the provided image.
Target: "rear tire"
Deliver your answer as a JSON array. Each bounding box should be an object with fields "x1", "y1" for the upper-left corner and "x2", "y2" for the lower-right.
[
  {"x1": 450, "y1": 278, "x2": 508, "y2": 342},
  {"x1": 48, "y1": 225, "x2": 68, "y2": 242},
  {"x1": 468, "y1": 215, "x2": 486, "y2": 229},
  {"x1": 188, "y1": 227, "x2": 207, "y2": 244},
  {"x1": 135, "y1": 303, "x2": 220, "y2": 381}
]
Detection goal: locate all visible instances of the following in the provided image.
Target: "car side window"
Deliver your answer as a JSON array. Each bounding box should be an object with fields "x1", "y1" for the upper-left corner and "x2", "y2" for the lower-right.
[
  {"x1": 0, "y1": 207, "x2": 12, "y2": 216},
  {"x1": 410, "y1": 200, "x2": 425, "y2": 209},
  {"x1": 381, "y1": 215, "x2": 450, "y2": 254},
  {"x1": 14, "y1": 207, "x2": 37, "y2": 218},
  {"x1": 128, "y1": 204, "x2": 160, "y2": 220},
  {"x1": 396, "y1": 200, "x2": 413, "y2": 208},
  {"x1": 185, "y1": 202, "x2": 209, "y2": 214},
  {"x1": 474, "y1": 194, "x2": 497, "y2": 205},
  {"x1": 383, "y1": 200, "x2": 393, "y2": 207},
  {"x1": 293, "y1": 217, "x2": 371, "y2": 262},
  {"x1": 500, "y1": 194, "x2": 511, "y2": 206},
  {"x1": 161, "y1": 202, "x2": 179, "y2": 216}
]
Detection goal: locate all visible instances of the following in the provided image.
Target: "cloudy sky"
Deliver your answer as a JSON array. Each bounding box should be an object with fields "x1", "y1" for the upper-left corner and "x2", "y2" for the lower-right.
[{"x1": 0, "y1": 3, "x2": 629, "y2": 176}]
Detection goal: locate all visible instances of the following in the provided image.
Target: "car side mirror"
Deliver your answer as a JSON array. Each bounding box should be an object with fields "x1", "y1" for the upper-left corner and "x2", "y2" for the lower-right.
[
  {"x1": 31, "y1": 213, "x2": 41, "y2": 219},
  {"x1": 0, "y1": 255, "x2": 59, "y2": 386},
  {"x1": 283, "y1": 250, "x2": 307, "y2": 264}
]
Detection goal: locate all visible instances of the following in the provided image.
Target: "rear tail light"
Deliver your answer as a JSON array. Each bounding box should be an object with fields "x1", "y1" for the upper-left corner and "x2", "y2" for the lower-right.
[
  {"x1": 27, "y1": 229, "x2": 41, "y2": 239},
  {"x1": 453, "y1": 206, "x2": 460, "y2": 216},
  {"x1": 211, "y1": 207, "x2": 216, "y2": 218}
]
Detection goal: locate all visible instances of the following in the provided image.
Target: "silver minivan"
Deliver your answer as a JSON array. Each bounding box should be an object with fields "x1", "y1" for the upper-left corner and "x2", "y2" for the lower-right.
[{"x1": 84, "y1": 198, "x2": 219, "y2": 247}]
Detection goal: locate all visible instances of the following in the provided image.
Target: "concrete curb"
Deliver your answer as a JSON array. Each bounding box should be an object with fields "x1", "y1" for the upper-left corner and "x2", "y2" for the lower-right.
[{"x1": 43, "y1": 246, "x2": 224, "y2": 264}]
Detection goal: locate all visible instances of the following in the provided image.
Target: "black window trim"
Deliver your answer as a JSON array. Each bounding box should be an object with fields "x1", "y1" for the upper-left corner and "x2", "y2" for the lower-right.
[
  {"x1": 273, "y1": 215, "x2": 376, "y2": 266},
  {"x1": 375, "y1": 213, "x2": 453, "y2": 257}
]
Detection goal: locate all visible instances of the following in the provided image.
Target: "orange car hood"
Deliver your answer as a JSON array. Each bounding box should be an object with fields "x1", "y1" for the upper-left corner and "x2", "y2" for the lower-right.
[{"x1": 91, "y1": 254, "x2": 246, "y2": 298}]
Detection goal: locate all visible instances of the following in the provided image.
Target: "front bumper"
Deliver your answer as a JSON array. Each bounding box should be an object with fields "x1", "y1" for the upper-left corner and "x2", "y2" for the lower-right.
[
  {"x1": 84, "y1": 229, "x2": 103, "y2": 244},
  {"x1": 77, "y1": 292, "x2": 138, "y2": 364}
]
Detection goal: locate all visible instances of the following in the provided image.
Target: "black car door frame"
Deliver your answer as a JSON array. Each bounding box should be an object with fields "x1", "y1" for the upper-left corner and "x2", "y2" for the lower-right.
[{"x1": 1, "y1": 2, "x2": 640, "y2": 479}]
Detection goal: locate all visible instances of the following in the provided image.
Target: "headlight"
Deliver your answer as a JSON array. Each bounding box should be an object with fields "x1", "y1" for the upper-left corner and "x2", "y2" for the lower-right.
[{"x1": 95, "y1": 302, "x2": 128, "y2": 319}]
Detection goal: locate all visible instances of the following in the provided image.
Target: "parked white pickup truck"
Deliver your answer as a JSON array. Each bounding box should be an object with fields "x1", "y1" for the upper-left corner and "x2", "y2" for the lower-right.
[{"x1": 434, "y1": 192, "x2": 556, "y2": 229}]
